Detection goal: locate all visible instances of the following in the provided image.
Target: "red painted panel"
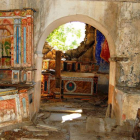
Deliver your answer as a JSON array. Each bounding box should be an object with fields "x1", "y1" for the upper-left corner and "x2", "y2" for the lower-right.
[
  {"x1": 0, "y1": 70, "x2": 12, "y2": 82},
  {"x1": 0, "y1": 99, "x2": 16, "y2": 112},
  {"x1": 100, "y1": 39, "x2": 110, "y2": 63}
]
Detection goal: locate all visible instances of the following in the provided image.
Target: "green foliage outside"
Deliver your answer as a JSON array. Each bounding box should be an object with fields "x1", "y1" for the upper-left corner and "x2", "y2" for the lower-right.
[
  {"x1": 46, "y1": 23, "x2": 84, "y2": 51},
  {"x1": 4, "y1": 41, "x2": 11, "y2": 56},
  {"x1": 0, "y1": 41, "x2": 11, "y2": 56}
]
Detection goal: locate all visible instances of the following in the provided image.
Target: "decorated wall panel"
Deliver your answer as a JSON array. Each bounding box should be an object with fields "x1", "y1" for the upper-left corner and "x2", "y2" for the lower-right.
[
  {"x1": 0, "y1": 9, "x2": 35, "y2": 127},
  {"x1": 0, "y1": 90, "x2": 20, "y2": 123},
  {"x1": 0, "y1": 87, "x2": 34, "y2": 125},
  {"x1": 18, "y1": 90, "x2": 29, "y2": 119},
  {"x1": 95, "y1": 30, "x2": 110, "y2": 73},
  {"x1": 0, "y1": 99, "x2": 16, "y2": 123},
  {"x1": 0, "y1": 9, "x2": 35, "y2": 84},
  {"x1": 41, "y1": 74, "x2": 98, "y2": 95}
]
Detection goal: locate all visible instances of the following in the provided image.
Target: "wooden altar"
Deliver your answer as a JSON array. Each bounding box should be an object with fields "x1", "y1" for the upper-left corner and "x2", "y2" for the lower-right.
[{"x1": 41, "y1": 72, "x2": 98, "y2": 96}]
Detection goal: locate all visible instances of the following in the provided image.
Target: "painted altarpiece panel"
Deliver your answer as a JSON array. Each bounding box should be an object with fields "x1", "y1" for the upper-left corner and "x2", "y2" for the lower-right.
[{"x1": 0, "y1": 9, "x2": 35, "y2": 84}]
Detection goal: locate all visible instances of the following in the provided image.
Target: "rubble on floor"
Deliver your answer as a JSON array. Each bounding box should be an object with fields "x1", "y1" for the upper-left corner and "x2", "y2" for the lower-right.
[{"x1": 0, "y1": 95, "x2": 135, "y2": 140}]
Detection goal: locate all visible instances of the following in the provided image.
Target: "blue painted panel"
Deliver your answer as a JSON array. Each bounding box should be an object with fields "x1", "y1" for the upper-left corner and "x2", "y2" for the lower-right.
[
  {"x1": 95, "y1": 30, "x2": 105, "y2": 65},
  {"x1": 0, "y1": 97, "x2": 3, "y2": 100},
  {"x1": 66, "y1": 82, "x2": 75, "y2": 91},
  {"x1": 16, "y1": 26, "x2": 19, "y2": 64},
  {"x1": 24, "y1": 27, "x2": 26, "y2": 63},
  {"x1": 95, "y1": 30, "x2": 109, "y2": 73},
  {"x1": 24, "y1": 73, "x2": 26, "y2": 81},
  {"x1": 22, "y1": 98, "x2": 26, "y2": 113},
  {"x1": 98, "y1": 59, "x2": 109, "y2": 73},
  {"x1": 14, "y1": 73, "x2": 18, "y2": 79}
]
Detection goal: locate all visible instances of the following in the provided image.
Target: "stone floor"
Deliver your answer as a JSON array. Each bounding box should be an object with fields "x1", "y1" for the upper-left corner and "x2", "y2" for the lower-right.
[{"x1": 0, "y1": 95, "x2": 135, "y2": 140}]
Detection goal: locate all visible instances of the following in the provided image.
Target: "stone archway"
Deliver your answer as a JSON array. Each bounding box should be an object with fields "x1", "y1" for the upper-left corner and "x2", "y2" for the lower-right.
[{"x1": 34, "y1": 14, "x2": 116, "y2": 112}]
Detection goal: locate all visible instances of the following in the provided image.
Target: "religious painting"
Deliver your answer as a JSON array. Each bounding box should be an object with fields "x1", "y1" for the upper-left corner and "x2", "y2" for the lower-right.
[
  {"x1": 100, "y1": 39, "x2": 110, "y2": 63},
  {"x1": 42, "y1": 60, "x2": 49, "y2": 70},
  {"x1": 95, "y1": 30, "x2": 110, "y2": 73}
]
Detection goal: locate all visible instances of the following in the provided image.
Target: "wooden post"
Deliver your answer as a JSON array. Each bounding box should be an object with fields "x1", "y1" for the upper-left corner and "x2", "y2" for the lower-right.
[
  {"x1": 61, "y1": 80, "x2": 64, "y2": 99},
  {"x1": 55, "y1": 51, "x2": 62, "y2": 88},
  {"x1": 93, "y1": 76, "x2": 98, "y2": 94}
]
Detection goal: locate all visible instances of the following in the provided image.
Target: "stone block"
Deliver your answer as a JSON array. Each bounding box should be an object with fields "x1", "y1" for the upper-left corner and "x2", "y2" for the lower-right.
[
  {"x1": 86, "y1": 117, "x2": 105, "y2": 133},
  {"x1": 114, "y1": 120, "x2": 134, "y2": 135},
  {"x1": 104, "y1": 118, "x2": 116, "y2": 132},
  {"x1": 86, "y1": 117, "x2": 116, "y2": 133}
]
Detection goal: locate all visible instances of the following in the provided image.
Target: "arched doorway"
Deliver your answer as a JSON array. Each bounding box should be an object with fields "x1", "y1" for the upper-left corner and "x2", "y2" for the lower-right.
[{"x1": 35, "y1": 15, "x2": 116, "y2": 113}]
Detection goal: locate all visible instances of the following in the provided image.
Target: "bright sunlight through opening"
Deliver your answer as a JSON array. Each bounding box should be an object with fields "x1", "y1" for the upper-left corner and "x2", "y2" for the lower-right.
[
  {"x1": 46, "y1": 22, "x2": 85, "y2": 51},
  {"x1": 62, "y1": 113, "x2": 82, "y2": 123}
]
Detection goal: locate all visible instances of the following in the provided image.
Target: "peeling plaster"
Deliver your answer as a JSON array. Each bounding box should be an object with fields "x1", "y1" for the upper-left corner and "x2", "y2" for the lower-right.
[{"x1": 116, "y1": 2, "x2": 140, "y2": 87}]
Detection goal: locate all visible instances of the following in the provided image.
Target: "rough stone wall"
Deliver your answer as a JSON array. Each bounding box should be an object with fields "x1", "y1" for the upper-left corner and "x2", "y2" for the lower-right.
[{"x1": 116, "y1": 3, "x2": 140, "y2": 87}]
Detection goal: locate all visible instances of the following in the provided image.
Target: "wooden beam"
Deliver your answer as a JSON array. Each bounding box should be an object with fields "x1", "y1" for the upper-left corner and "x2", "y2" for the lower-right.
[{"x1": 55, "y1": 51, "x2": 62, "y2": 88}]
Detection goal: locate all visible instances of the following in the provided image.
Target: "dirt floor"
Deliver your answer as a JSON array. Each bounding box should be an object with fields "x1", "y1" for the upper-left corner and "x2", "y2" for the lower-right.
[{"x1": 0, "y1": 94, "x2": 135, "y2": 140}]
